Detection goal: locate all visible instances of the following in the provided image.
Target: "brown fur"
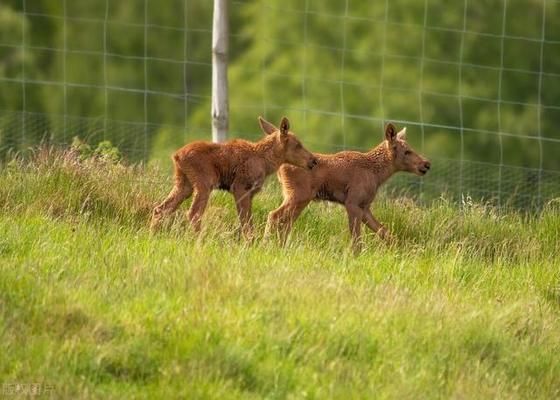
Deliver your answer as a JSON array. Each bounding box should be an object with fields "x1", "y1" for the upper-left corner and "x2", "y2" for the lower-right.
[
  {"x1": 150, "y1": 116, "x2": 317, "y2": 238},
  {"x1": 266, "y1": 123, "x2": 431, "y2": 250}
]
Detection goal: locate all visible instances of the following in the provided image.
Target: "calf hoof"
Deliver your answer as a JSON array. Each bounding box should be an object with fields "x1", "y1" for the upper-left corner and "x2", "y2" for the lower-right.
[
  {"x1": 239, "y1": 227, "x2": 255, "y2": 243},
  {"x1": 263, "y1": 223, "x2": 276, "y2": 241},
  {"x1": 149, "y1": 208, "x2": 163, "y2": 233},
  {"x1": 379, "y1": 229, "x2": 396, "y2": 246},
  {"x1": 149, "y1": 218, "x2": 161, "y2": 233},
  {"x1": 264, "y1": 226, "x2": 289, "y2": 246},
  {"x1": 351, "y1": 243, "x2": 364, "y2": 256}
]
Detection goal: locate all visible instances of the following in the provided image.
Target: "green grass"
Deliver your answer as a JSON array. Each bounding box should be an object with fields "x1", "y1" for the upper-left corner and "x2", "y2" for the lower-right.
[{"x1": 1, "y1": 148, "x2": 560, "y2": 399}]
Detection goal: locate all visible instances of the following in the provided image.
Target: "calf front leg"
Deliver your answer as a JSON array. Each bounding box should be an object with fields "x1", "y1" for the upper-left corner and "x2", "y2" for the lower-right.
[
  {"x1": 265, "y1": 202, "x2": 287, "y2": 240},
  {"x1": 345, "y1": 203, "x2": 364, "y2": 252},
  {"x1": 266, "y1": 198, "x2": 311, "y2": 244},
  {"x1": 232, "y1": 181, "x2": 261, "y2": 241},
  {"x1": 362, "y1": 208, "x2": 393, "y2": 243}
]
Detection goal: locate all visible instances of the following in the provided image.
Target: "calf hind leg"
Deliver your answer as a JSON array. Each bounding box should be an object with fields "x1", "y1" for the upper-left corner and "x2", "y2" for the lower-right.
[
  {"x1": 150, "y1": 167, "x2": 193, "y2": 231},
  {"x1": 187, "y1": 187, "x2": 211, "y2": 232}
]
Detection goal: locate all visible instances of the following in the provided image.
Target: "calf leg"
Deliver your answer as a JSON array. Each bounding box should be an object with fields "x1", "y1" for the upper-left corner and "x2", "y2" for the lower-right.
[
  {"x1": 266, "y1": 198, "x2": 311, "y2": 243},
  {"x1": 232, "y1": 184, "x2": 257, "y2": 240},
  {"x1": 283, "y1": 200, "x2": 311, "y2": 239},
  {"x1": 362, "y1": 208, "x2": 392, "y2": 242},
  {"x1": 150, "y1": 168, "x2": 193, "y2": 231},
  {"x1": 265, "y1": 201, "x2": 288, "y2": 240},
  {"x1": 345, "y1": 203, "x2": 364, "y2": 252},
  {"x1": 187, "y1": 187, "x2": 211, "y2": 232}
]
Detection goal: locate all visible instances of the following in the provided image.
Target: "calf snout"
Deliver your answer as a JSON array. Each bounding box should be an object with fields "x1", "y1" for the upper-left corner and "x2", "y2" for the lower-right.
[
  {"x1": 419, "y1": 160, "x2": 431, "y2": 175},
  {"x1": 308, "y1": 157, "x2": 319, "y2": 170}
]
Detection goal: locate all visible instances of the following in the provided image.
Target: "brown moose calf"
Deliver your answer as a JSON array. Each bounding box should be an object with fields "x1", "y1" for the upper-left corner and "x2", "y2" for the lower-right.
[
  {"x1": 150, "y1": 116, "x2": 317, "y2": 238},
  {"x1": 266, "y1": 123, "x2": 431, "y2": 249}
]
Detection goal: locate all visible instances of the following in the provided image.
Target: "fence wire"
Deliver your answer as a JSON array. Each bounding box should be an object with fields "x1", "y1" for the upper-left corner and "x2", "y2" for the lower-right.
[{"x1": 0, "y1": 1, "x2": 559, "y2": 209}]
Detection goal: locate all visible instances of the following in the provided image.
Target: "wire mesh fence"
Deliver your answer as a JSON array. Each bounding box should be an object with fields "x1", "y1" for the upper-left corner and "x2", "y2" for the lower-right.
[{"x1": 1, "y1": 0, "x2": 559, "y2": 209}]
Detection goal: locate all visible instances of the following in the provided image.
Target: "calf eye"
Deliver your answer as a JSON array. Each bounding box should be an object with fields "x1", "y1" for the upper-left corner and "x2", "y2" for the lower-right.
[
  {"x1": 296, "y1": 143, "x2": 302, "y2": 149},
  {"x1": 404, "y1": 150, "x2": 412, "y2": 155}
]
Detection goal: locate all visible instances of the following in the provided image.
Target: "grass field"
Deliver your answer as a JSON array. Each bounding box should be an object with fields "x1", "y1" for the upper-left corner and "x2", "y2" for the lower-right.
[{"x1": 1, "y1": 148, "x2": 560, "y2": 399}]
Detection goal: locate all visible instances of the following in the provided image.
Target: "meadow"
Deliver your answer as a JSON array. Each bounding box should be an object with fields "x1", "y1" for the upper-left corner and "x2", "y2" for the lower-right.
[{"x1": 1, "y1": 148, "x2": 559, "y2": 399}]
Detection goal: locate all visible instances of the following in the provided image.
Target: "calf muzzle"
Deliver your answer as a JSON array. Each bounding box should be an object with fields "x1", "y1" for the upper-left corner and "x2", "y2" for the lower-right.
[{"x1": 419, "y1": 160, "x2": 431, "y2": 175}]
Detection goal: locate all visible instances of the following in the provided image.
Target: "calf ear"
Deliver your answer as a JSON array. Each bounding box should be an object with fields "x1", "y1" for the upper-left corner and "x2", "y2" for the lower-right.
[
  {"x1": 258, "y1": 116, "x2": 277, "y2": 135},
  {"x1": 385, "y1": 123, "x2": 397, "y2": 143},
  {"x1": 279, "y1": 117, "x2": 290, "y2": 136},
  {"x1": 397, "y1": 127, "x2": 407, "y2": 141}
]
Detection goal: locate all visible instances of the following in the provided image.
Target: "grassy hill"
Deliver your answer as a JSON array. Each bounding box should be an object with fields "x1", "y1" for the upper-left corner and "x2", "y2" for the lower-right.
[{"x1": 1, "y1": 148, "x2": 559, "y2": 399}]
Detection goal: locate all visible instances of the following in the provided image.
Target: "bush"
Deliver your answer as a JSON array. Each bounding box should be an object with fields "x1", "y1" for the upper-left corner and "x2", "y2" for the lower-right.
[{"x1": 71, "y1": 137, "x2": 122, "y2": 164}]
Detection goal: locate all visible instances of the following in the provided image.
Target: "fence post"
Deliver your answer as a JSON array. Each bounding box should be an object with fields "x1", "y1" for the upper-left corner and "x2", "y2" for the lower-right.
[{"x1": 211, "y1": 0, "x2": 229, "y2": 143}]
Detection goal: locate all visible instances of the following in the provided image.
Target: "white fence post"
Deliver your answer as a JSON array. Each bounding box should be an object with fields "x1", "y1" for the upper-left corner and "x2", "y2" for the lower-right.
[{"x1": 211, "y1": 0, "x2": 229, "y2": 143}]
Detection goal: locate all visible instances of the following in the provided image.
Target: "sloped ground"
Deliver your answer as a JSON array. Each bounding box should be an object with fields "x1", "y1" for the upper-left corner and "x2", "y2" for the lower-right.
[{"x1": 1, "y1": 149, "x2": 559, "y2": 399}]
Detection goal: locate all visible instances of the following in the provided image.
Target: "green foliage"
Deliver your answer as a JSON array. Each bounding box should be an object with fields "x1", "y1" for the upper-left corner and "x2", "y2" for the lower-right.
[
  {"x1": 71, "y1": 137, "x2": 122, "y2": 163},
  {"x1": 0, "y1": 1, "x2": 559, "y2": 202},
  {"x1": 70, "y1": 136, "x2": 93, "y2": 161},
  {"x1": 93, "y1": 140, "x2": 122, "y2": 164},
  {"x1": 1, "y1": 150, "x2": 560, "y2": 397},
  {"x1": 1, "y1": 2, "x2": 559, "y2": 159}
]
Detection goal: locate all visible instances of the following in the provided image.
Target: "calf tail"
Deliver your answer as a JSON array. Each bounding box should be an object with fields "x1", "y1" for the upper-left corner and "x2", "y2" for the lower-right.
[{"x1": 172, "y1": 152, "x2": 190, "y2": 188}]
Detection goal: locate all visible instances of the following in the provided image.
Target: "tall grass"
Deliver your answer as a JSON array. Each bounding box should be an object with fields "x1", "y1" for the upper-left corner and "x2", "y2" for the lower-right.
[{"x1": 1, "y1": 148, "x2": 559, "y2": 399}]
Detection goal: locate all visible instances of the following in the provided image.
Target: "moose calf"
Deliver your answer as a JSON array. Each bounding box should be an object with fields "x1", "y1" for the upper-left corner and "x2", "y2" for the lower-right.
[
  {"x1": 266, "y1": 123, "x2": 431, "y2": 249},
  {"x1": 150, "y1": 116, "x2": 317, "y2": 238}
]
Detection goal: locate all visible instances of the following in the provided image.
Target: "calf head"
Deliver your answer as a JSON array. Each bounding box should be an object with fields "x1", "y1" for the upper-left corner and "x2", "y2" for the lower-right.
[
  {"x1": 258, "y1": 116, "x2": 318, "y2": 170},
  {"x1": 385, "y1": 123, "x2": 431, "y2": 176}
]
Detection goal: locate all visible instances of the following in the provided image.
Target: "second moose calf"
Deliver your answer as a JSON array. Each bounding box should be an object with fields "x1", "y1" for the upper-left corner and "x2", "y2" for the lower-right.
[{"x1": 266, "y1": 123, "x2": 431, "y2": 250}]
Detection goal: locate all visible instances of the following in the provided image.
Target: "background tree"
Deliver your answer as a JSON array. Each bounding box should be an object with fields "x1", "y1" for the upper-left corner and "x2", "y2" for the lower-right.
[{"x1": 0, "y1": 0, "x2": 558, "y2": 204}]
